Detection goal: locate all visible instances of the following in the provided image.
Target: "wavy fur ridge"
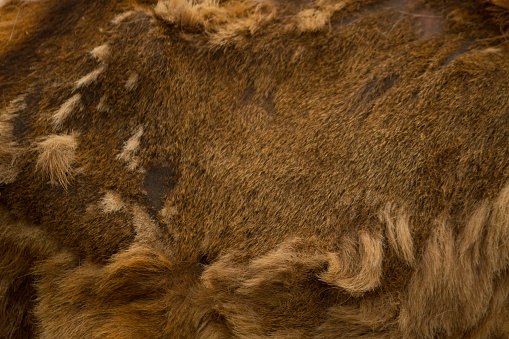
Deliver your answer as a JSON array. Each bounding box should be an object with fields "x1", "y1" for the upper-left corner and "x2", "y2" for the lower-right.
[{"x1": 30, "y1": 183, "x2": 509, "y2": 337}]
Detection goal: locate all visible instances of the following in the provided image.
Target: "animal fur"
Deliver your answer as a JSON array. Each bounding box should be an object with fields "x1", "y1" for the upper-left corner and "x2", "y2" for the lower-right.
[
  {"x1": 1, "y1": 0, "x2": 509, "y2": 337},
  {"x1": 35, "y1": 134, "x2": 78, "y2": 188}
]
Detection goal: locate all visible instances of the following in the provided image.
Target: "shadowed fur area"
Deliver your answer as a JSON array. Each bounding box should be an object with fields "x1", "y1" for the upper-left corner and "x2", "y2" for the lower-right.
[{"x1": 2, "y1": 0, "x2": 509, "y2": 337}]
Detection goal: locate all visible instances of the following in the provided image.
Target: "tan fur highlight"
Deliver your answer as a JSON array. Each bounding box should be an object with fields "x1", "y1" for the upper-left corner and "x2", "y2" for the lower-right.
[
  {"x1": 293, "y1": 1, "x2": 348, "y2": 33},
  {"x1": 35, "y1": 134, "x2": 78, "y2": 188},
  {"x1": 154, "y1": 0, "x2": 234, "y2": 30},
  {"x1": 96, "y1": 94, "x2": 109, "y2": 112},
  {"x1": 74, "y1": 64, "x2": 106, "y2": 90},
  {"x1": 160, "y1": 205, "x2": 178, "y2": 218},
  {"x1": 125, "y1": 72, "x2": 139, "y2": 91},
  {"x1": 380, "y1": 203, "x2": 415, "y2": 265},
  {"x1": 90, "y1": 43, "x2": 111, "y2": 63},
  {"x1": 51, "y1": 93, "x2": 82, "y2": 129},
  {"x1": 117, "y1": 126, "x2": 143, "y2": 171},
  {"x1": 400, "y1": 183, "x2": 509, "y2": 338},
  {"x1": 320, "y1": 231, "x2": 384, "y2": 293},
  {"x1": 154, "y1": 0, "x2": 276, "y2": 39},
  {"x1": 131, "y1": 205, "x2": 173, "y2": 256},
  {"x1": 132, "y1": 205, "x2": 156, "y2": 241},
  {"x1": 295, "y1": 9, "x2": 332, "y2": 33},
  {"x1": 111, "y1": 10, "x2": 135, "y2": 25},
  {"x1": 99, "y1": 190, "x2": 125, "y2": 213}
]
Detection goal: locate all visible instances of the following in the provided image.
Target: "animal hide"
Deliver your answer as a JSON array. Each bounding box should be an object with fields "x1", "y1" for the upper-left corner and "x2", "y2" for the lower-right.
[{"x1": 1, "y1": 0, "x2": 509, "y2": 337}]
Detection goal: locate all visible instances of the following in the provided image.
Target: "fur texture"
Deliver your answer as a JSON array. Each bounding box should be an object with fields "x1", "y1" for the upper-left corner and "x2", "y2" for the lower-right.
[
  {"x1": 2, "y1": 0, "x2": 509, "y2": 337},
  {"x1": 35, "y1": 134, "x2": 78, "y2": 188},
  {"x1": 0, "y1": 95, "x2": 25, "y2": 184},
  {"x1": 51, "y1": 94, "x2": 82, "y2": 129}
]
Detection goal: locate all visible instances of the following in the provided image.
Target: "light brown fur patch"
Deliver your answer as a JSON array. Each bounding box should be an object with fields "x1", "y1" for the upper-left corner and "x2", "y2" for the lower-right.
[
  {"x1": 99, "y1": 190, "x2": 125, "y2": 213},
  {"x1": 51, "y1": 93, "x2": 82, "y2": 129},
  {"x1": 74, "y1": 64, "x2": 106, "y2": 90},
  {"x1": 320, "y1": 231, "x2": 384, "y2": 293},
  {"x1": 380, "y1": 203, "x2": 415, "y2": 265},
  {"x1": 90, "y1": 43, "x2": 111, "y2": 63},
  {"x1": 117, "y1": 126, "x2": 143, "y2": 171},
  {"x1": 125, "y1": 72, "x2": 139, "y2": 91},
  {"x1": 35, "y1": 134, "x2": 78, "y2": 188}
]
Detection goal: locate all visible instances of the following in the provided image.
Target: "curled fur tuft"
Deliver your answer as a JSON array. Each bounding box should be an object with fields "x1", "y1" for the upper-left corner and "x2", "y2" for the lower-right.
[{"x1": 319, "y1": 231, "x2": 384, "y2": 293}]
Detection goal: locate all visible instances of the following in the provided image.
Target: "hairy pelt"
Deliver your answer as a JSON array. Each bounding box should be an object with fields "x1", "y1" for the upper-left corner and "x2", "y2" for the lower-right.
[{"x1": 2, "y1": 0, "x2": 509, "y2": 337}]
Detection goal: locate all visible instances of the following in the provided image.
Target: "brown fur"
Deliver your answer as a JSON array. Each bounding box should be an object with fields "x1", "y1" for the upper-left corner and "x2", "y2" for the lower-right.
[
  {"x1": 0, "y1": 95, "x2": 25, "y2": 184},
  {"x1": 0, "y1": 207, "x2": 58, "y2": 338},
  {"x1": 2, "y1": 0, "x2": 509, "y2": 337}
]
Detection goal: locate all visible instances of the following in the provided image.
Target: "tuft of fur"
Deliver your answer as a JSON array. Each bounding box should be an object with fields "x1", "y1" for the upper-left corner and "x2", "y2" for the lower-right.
[
  {"x1": 90, "y1": 43, "x2": 111, "y2": 63},
  {"x1": 294, "y1": 1, "x2": 346, "y2": 33},
  {"x1": 99, "y1": 190, "x2": 125, "y2": 213},
  {"x1": 96, "y1": 95, "x2": 109, "y2": 113},
  {"x1": 155, "y1": 0, "x2": 276, "y2": 46},
  {"x1": 35, "y1": 134, "x2": 78, "y2": 188},
  {"x1": 320, "y1": 231, "x2": 384, "y2": 293},
  {"x1": 74, "y1": 64, "x2": 106, "y2": 90},
  {"x1": 51, "y1": 94, "x2": 82, "y2": 129},
  {"x1": 117, "y1": 126, "x2": 143, "y2": 171},
  {"x1": 125, "y1": 72, "x2": 139, "y2": 91},
  {"x1": 400, "y1": 184, "x2": 509, "y2": 338},
  {"x1": 111, "y1": 10, "x2": 135, "y2": 24},
  {"x1": 379, "y1": 203, "x2": 415, "y2": 265},
  {"x1": 34, "y1": 244, "x2": 212, "y2": 338}
]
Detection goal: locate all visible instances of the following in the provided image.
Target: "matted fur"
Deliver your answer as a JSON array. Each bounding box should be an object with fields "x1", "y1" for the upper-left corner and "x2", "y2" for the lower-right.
[{"x1": 2, "y1": 0, "x2": 509, "y2": 337}]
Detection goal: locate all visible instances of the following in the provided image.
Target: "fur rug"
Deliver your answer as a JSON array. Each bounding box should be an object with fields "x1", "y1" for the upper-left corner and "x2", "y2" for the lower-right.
[{"x1": 1, "y1": 0, "x2": 509, "y2": 337}]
